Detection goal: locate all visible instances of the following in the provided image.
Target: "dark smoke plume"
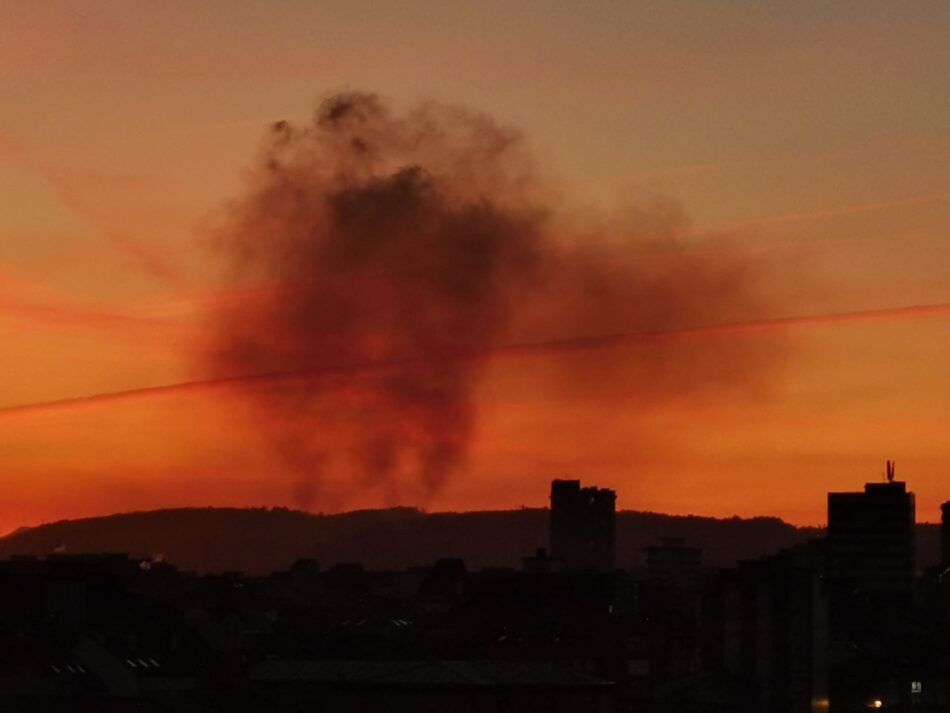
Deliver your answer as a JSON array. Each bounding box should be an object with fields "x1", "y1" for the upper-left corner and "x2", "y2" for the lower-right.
[{"x1": 208, "y1": 91, "x2": 786, "y2": 507}]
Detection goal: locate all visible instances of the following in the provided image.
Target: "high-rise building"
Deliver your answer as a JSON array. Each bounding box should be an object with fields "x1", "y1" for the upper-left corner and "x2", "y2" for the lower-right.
[
  {"x1": 941, "y1": 501, "x2": 950, "y2": 570},
  {"x1": 641, "y1": 537, "x2": 702, "y2": 589},
  {"x1": 826, "y1": 463, "x2": 916, "y2": 593},
  {"x1": 716, "y1": 540, "x2": 828, "y2": 713},
  {"x1": 825, "y1": 464, "x2": 917, "y2": 713},
  {"x1": 550, "y1": 479, "x2": 616, "y2": 572}
]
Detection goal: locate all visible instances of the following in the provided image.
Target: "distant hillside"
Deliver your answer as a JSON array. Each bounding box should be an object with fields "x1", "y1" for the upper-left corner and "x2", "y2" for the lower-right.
[
  {"x1": 8, "y1": 507, "x2": 937, "y2": 576},
  {"x1": 0, "y1": 507, "x2": 835, "y2": 575}
]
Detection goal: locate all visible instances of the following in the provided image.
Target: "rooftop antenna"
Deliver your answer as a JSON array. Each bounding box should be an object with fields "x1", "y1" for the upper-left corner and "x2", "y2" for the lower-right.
[{"x1": 886, "y1": 460, "x2": 895, "y2": 483}]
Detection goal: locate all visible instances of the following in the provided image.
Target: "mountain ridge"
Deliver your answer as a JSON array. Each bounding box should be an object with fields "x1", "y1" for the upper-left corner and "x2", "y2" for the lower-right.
[{"x1": 0, "y1": 506, "x2": 936, "y2": 575}]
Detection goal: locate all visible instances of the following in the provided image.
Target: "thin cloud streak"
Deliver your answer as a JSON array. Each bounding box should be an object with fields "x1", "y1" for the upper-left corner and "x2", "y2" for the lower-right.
[
  {"x1": 0, "y1": 270, "x2": 172, "y2": 335},
  {"x1": 629, "y1": 137, "x2": 942, "y2": 183},
  {"x1": 3, "y1": 300, "x2": 949, "y2": 419},
  {"x1": 713, "y1": 191, "x2": 950, "y2": 232},
  {"x1": 0, "y1": 136, "x2": 188, "y2": 287}
]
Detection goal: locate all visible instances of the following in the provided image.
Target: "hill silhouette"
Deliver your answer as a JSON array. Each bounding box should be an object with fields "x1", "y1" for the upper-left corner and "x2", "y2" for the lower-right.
[
  {"x1": 3, "y1": 506, "x2": 939, "y2": 575},
  {"x1": 0, "y1": 507, "x2": 858, "y2": 575}
]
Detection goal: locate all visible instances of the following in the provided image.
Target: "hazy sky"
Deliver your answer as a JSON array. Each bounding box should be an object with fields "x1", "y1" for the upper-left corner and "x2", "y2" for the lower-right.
[{"x1": 2, "y1": 1, "x2": 950, "y2": 533}]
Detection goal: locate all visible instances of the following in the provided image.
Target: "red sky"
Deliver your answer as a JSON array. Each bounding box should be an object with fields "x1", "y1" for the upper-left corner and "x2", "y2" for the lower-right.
[{"x1": 2, "y1": 1, "x2": 950, "y2": 534}]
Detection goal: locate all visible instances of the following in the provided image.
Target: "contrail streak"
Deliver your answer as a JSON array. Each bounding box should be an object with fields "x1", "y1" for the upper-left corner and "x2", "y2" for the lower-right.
[
  {"x1": 717, "y1": 191, "x2": 950, "y2": 231},
  {"x1": 3, "y1": 301, "x2": 950, "y2": 418}
]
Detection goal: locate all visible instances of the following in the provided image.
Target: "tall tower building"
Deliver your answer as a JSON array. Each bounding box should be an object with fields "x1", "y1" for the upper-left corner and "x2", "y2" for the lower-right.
[
  {"x1": 826, "y1": 461, "x2": 916, "y2": 593},
  {"x1": 825, "y1": 463, "x2": 916, "y2": 711},
  {"x1": 550, "y1": 479, "x2": 616, "y2": 572},
  {"x1": 941, "y1": 501, "x2": 950, "y2": 570}
]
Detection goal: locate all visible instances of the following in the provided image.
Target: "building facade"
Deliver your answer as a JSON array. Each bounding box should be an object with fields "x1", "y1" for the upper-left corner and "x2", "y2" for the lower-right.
[{"x1": 550, "y1": 480, "x2": 616, "y2": 572}]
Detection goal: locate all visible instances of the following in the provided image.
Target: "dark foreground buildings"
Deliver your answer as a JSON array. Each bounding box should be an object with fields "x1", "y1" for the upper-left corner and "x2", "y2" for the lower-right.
[
  {"x1": 711, "y1": 466, "x2": 948, "y2": 713},
  {"x1": 4, "y1": 469, "x2": 950, "y2": 712}
]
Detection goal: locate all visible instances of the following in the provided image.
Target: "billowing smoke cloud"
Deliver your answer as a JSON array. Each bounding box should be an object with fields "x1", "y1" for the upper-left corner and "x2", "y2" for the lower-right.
[{"x1": 207, "y1": 91, "x2": 786, "y2": 507}]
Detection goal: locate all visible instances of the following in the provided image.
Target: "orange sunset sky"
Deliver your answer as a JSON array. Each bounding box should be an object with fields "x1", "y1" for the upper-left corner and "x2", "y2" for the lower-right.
[{"x1": 2, "y1": 1, "x2": 950, "y2": 534}]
